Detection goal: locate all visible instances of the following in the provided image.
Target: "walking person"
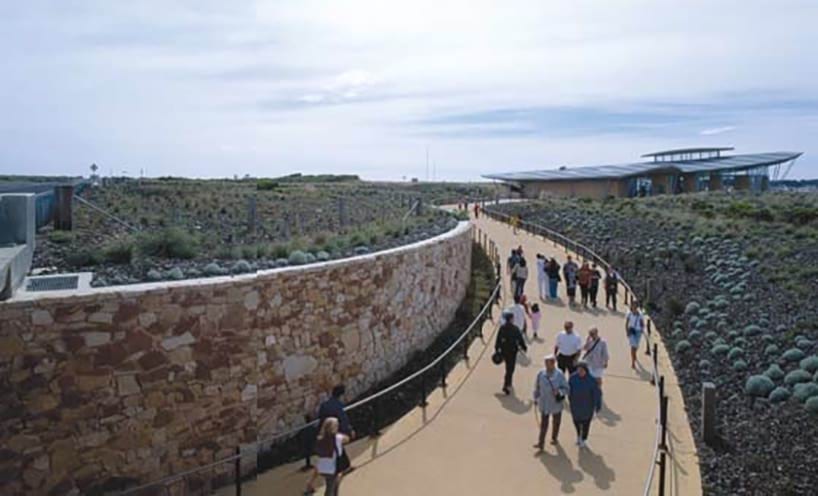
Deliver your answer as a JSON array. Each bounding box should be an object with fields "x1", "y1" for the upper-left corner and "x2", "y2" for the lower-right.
[
  {"x1": 495, "y1": 311, "x2": 528, "y2": 394},
  {"x1": 473, "y1": 203, "x2": 480, "y2": 219},
  {"x1": 569, "y1": 362, "x2": 602, "y2": 448},
  {"x1": 536, "y1": 253, "x2": 548, "y2": 301},
  {"x1": 507, "y1": 248, "x2": 521, "y2": 289},
  {"x1": 578, "y1": 262, "x2": 592, "y2": 307},
  {"x1": 582, "y1": 328, "x2": 609, "y2": 390},
  {"x1": 506, "y1": 295, "x2": 528, "y2": 337},
  {"x1": 605, "y1": 267, "x2": 619, "y2": 311},
  {"x1": 311, "y1": 417, "x2": 351, "y2": 496},
  {"x1": 546, "y1": 258, "x2": 561, "y2": 299},
  {"x1": 589, "y1": 263, "x2": 602, "y2": 308},
  {"x1": 554, "y1": 321, "x2": 583, "y2": 376},
  {"x1": 625, "y1": 301, "x2": 645, "y2": 369},
  {"x1": 533, "y1": 355, "x2": 570, "y2": 452},
  {"x1": 530, "y1": 303, "x2": 542, "y2": 339},
  {"x1": 563, "y1": 256, "x2": 579, "y2": 306},
  {"x1": 513, "y1": 258, "x2": 529, "y2": 301}
]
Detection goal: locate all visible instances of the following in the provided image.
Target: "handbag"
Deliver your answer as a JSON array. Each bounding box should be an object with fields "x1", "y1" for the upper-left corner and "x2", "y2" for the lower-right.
[
  {"x1": 491, "y1": 351, "x2": 504, "y2": 365},
  {"x1": 335, "y1": 440, "x2": 351, "y2": 474},
  {"x1": 545, "y1": 373, "x2": 565, "y2": 402}
]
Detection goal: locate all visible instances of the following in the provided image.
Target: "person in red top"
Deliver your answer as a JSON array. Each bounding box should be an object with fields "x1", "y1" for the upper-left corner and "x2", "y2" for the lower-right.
[{"x1": 577, "y1": 262, "x2": 593, "y2": 308}]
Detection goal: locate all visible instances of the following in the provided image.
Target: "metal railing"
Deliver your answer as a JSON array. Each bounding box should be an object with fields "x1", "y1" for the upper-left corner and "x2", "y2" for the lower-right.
[
  {"x1": 481, "y1": 206, "x2": 669, "y2": 496},
  {"x1": 119, "y1": 232, "x2": 502, "y2": 496}
]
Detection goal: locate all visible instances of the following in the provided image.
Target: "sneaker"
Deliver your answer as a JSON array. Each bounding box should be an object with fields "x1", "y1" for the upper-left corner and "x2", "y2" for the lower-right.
[
  {"x1": 582, "y1": 440, "x2": 590, "y2": 449},
  {"x1": 579, "y1": 440, "x2": 586, "y2": 448},
  {"x1": 575, "y1": 438, "x2": 582, "y2": 446},
  {"x1": 550, "y1": 438, "x2": 558, "y2": 445}
]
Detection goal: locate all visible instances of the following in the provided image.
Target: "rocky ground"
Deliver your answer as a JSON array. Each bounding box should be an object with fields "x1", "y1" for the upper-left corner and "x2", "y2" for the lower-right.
[
  {"x1": 30, "y1": 177, "x2": 490, "y2": 286},
  {"x1": 488, "y1": 192, "x2": 818, "y2": 495}
]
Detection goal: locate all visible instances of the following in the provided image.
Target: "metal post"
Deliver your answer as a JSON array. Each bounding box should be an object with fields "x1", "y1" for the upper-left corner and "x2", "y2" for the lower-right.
[
  {"x1": 658, "y1": 451, "x2": 667, "y2": 496},
  {"x1": 234, "y1": 446, "x2": 242, "y2": 496},
  {"x1": 54, "y1": 185, "x2": 74, "y2": 231},
  {"x1": 702, "y1": 382, "x2": 717, "y2": 446},
  {"x1": 371, "y1": 398, "x2": 381, "y2": 436},
  {"x1": 660, "y1": 394, "x2": 669, "y2": 450},
  {"x1": 419, "y1": 373, "x2": 428, "y2": 408},
  {"x1": 658, "y1": 375, "x2": 665, "y2": 400},
  {"x1": 646, "y1": 328, "x2": 653, "y2": 356},
  {"x1": 463, "y1": 335, "x2": 470, "y2": 361},
  {"x1": 439, "y1": 361, "x2": 448, "y2": 388}
]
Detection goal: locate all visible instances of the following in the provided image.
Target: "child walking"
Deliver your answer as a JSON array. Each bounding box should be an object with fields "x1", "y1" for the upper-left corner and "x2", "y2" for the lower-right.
[{"x1": 530, "y1": 303, "x2": 542, "y2": 339}]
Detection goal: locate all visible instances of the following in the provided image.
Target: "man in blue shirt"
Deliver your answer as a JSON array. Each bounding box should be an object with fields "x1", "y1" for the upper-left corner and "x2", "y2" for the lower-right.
[{"x1": 318, "y1": 384, "x2": 354, "y2": 437}]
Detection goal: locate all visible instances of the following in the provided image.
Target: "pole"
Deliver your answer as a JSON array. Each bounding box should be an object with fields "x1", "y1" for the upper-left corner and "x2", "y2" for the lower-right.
[{"x1": 234, "y1": 446, "x2": 242, "y2": 496}]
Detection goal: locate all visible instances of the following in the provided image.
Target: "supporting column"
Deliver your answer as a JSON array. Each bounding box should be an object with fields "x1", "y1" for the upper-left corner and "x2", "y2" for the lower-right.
[
  {"x1": 54, "y1": 185, "x2": 74, "y2": 231},
  {"x1": 709, "y1": 174, "x2": 723, "y2": 191},
  {"x1": 702, "y1": 382, "x2": 718, "y2": 446}
]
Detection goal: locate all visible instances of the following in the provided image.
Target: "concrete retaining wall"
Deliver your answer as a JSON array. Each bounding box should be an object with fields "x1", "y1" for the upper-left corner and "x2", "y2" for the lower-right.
[{"x1": 0, "y1": 222, "x2": 473, "y2": 495}]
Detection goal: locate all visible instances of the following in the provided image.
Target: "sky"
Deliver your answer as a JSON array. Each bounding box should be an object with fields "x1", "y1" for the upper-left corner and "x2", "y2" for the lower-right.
[{"x1": 1, "y1": 0, "x2": 817, "y2": 181}]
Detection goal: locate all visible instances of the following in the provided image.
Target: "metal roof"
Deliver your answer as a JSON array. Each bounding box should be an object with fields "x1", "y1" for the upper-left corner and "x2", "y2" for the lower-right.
[
  {"x1": 483, "y1": 152, "x2": 803, "y2": 182},
  {"x1": 641, "y1": 147, "x2": 734, "y2": 158}
]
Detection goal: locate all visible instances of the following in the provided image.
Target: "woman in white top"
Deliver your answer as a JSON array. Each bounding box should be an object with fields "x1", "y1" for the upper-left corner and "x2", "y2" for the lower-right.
[
  {"x1": 514, "y1": 258, "x2": 529, "y2": 301},
  {"x1": 582, "y1": 327, "x2": 610, "y2": 389},
  {"x1": 310, "y1": 417, "x2": 350, "y2": 496},
  {"x1": 625, "y1": 301, "x2": 645, "y2": 369}
]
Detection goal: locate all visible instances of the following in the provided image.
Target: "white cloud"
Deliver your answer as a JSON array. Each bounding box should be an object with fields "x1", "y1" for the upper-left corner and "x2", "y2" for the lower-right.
[{"x1": 700, "y1": 126, "x2": 737, "y2": 136}]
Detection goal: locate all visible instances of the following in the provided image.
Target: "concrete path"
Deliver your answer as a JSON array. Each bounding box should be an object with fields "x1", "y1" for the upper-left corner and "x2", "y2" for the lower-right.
[{"x1": 230, "y1": 213, "x2": 701, "y2": 496}]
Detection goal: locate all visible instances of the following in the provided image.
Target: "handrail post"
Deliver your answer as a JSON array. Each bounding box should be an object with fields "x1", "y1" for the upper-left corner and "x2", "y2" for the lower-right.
[
  {"x1": 419, "y1": 372, "x2": 429, "y2": 408},
  {"x1": 371, "y1": 398, "x2": 381, "y2": 436},
  {"x1": 234, "y1": 446, "x2": 242, "y2": 496},
  {"x1": 463, "y1": 333, "x2": 470, "y2": 361},
  {"x1": 440, "y1": 360, "x2": 448, "y2": 388},
  {"x1": 658, "y1": 451, "x2": 667, "y2": 496},
  {"x1": 645, "y1": 323, "x2": 653, "y2": 356},
  {"x1": 660, "y1": 394, "x2": 669, "y2": 451}
]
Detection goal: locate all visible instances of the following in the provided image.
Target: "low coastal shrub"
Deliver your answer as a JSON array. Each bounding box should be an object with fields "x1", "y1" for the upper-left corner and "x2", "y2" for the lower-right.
[
  {"x1": 138, "y1": 228, "x2": 198, "y2": 259},
  {"x1": 675, "y1": 340, "x2": 692, "y2": 354},
  {"x1": 764, "y1": 364, "x2": 785, "y2": 381},
  {"x1": 784, "y1": 369, "x2": 812, "y2": 386},
  {"x1": 769, "y1": 386, "x2": 791, "y2": 403},
  {"x1": 799, "y1": 356, "x2": 818, "y2": 373},
  {"x1": 745, "y1": 375, "x2": 776, "y2": 397},
  {"x1": 793, "y1": 382, "x2": 818, "y2": 402}
]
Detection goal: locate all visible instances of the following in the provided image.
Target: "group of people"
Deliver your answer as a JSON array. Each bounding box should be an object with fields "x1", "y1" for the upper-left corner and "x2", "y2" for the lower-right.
[
  {"x1": 305, "y1": 385, "x2": 355, "y2": 496},
  {"x1": 508, "y1": 246, "x2": 621, "y2": 311}
]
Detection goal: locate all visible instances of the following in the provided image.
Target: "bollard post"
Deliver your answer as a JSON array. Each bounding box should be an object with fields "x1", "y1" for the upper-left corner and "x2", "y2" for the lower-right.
[
  {"x1": 439, "y1": 361, "x2": 448, "y2": 388},
  {"x1": 646, "y1": 329, "x2": 652, "y2": 356},
  {"x1": 235, "y1": 446, "x2": 242, "y2": 496},
  {"x1": 658, "y1": 375, "x2": 665, "y2": 399},
  {"x1": 660, "y1": 394, "x2": 669, "y2": 450},
  {"x1": 702, "y1": 382, "x2": 717, "y2": 446},
  {"x1": 463, "y1": 334, "x2": 470, "y2": 361}
]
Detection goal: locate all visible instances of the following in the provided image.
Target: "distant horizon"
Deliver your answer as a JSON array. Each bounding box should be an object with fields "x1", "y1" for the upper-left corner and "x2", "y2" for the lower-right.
[{"x1": 2, "y1": 1, "x2": 817, "y2": 180}]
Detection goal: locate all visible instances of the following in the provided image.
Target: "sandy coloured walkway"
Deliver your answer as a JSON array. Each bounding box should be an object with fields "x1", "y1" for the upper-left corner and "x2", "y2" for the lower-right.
[{"x1": 229, "y1": 212, "x2": 701, "y2": 496}]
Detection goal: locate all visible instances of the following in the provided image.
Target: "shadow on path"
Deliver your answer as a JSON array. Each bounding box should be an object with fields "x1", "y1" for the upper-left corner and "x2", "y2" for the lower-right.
[
  {"x1": 597, "y1": 401, "x2": 622, "y2": 427},
  {"x1": 537, "y1": 444, "x2": 584, "y2": 493},
  {"x1": 578, "y1": 447, "x2": 616, "y2": 490},
  {"x1": 494, "y1": 392, "x2": 533, "y2": 415}
]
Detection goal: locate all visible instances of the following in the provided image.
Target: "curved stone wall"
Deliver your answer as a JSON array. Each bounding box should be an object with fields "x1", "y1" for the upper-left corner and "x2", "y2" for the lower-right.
[{"x1": 0, "y1": 222, "x2": 473, "y2": 495}]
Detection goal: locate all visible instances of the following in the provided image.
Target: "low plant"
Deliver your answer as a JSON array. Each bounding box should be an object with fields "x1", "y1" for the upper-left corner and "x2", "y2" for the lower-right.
[
  {"x1": 793, "y1": 382, "x2": 818, "y2": 402},
  {"x1": 769, "y1": 386, "x2": 791, "y2": 403},
  {"x1": 806, "y1": 396, "x2": 818, "y2": 414},
  {"x1": 782, "y1": 348, "x2": 806, "y2": 363},
  {"x1": 103, "y1": 241, "x2": 134, "y2": 264},
  {"x1": 138, "y1": 228, "x2": 198, "y2": 260},
  {"x1": 727, "y1": 347, "x2": 744, "y2": 361},
  {"x1": 66, "y1": 250, "x2": 103, "y2": 268},
  {"x1": 711, "y1": 344, "x2": 730, "y2": 356},
  {"x1": 784, "y1": 369, "x2": 812, "y2": 386},
  {"x1": 732, "y1": 359, "x2": 748, "y2": 371},
  {"x1": 288, "y1": 250, "x2": 308, "y2": 265},
  {"x1": 764, "y1": 364, "x2": 785, "y2": 381},
  {"x1": 799, "y1": 356, "x2": 818, "y2": 373},
  {"x1": 745, "y1": 375, "x2": 776, "y2": 398},
  {"x1": 675, "y1": 340, "x2": 692, "y2": 354},
  {"x1": 48, "y1": 230, "x2": 75, "y2": 244}
]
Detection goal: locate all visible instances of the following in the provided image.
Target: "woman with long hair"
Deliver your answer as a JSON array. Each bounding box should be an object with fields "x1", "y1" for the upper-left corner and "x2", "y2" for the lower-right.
[{"x1": 307, "y1": 417, "x2": 351, "y2": 496}]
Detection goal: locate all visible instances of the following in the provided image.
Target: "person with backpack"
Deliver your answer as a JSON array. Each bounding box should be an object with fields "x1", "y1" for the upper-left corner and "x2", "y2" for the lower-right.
[
  {"x1": 533, "y1": 355, "x2": 570, "y2": 452},
  {"x1": 605, "y1": 267, "x2": 619, "y2": 311},
  {"x1": 495, "y1": 311, "x2": 528, "y2": 395},
  {"x1": 563, "y1": 256, "x2": 579, "y2": 306},
  {"x1": 569, "y1": 362, "x2": 602, "y2": 448},
  {"x1": 309, "y1": 417, "x2": 351, "y2": 496},
  {"x1": 582, "y1": 327, "x2": 609, "y2": 390},
  {"x1": 545, "y1": 258, "x2": 561, "y2": 299},
  {"x1": 589, "y1": 263, "x2": 602, "y2": 308},
  {"x1": 625, "y1": 301, "x2": 645, "y2": 369}
]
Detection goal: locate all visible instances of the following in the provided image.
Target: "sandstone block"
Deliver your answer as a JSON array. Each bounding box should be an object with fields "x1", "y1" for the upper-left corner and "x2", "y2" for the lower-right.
[
  {"x1": 88, "y1": 312, "x2": 114, "y2": 324},
  {"x1": 82, "y1": 332, "x2": 111, "y2": 347},
  {"x1": 241, "y1": 384, "x2": 258, "y2": 402},
  {"x1": 244, "y1": 290, "x2": 260, "y2": 311},
  {"x1": 161, "y1": 332, "x2": 196, "y2": 351},
  {"x1": 116, "y1": 374, "x2": 141, "y2": 396},
  {"x1": 283, "y1": 355, "x2": 318, "y2": 382},
  {"x1": 31, "y1": 309, "x2": 53, "y2": 326},
  {"x1": 137, "y1": 312, "x2": 158, "y2": 328}
]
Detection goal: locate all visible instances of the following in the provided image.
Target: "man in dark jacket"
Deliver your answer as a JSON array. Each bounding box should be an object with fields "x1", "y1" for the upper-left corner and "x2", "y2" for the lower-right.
[
  {"x1": 318, "y1": 384, "x2": 354, "y2": 437},
  {"x1": 495, "y1": 311, "x2": 528, "y2": 395}
]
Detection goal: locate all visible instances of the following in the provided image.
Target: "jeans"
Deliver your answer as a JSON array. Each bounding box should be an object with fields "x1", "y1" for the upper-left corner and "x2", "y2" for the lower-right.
[
  {"x1": 580, "y1": 285, "x2": 589, "y2": 305},
  {"x1": 549, "y1": 279, "x2": 558, "y2": 298},
  {"x1": 323, "y1": 474, "x2": 339, "y2": 496},
  {"x1": 538, "y1": 411, "x2": 562, "y2": 447},
  {"x1": 503, "y1": 353, "x2": 517, "y2": 390},
  {"x1": 514, "y1": 278, "x2": 526, "y2": 300},
  {"x1": 573, "y1": 418, "x2": 592, "y2": 440},
  {"x1": 606, "y1": 290, "x2": 617, "y2": 310}
]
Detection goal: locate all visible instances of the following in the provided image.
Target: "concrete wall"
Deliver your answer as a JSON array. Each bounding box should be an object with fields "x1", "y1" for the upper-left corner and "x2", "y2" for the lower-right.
[
  {"x1": 521, "y1": 179, "x2": 629, "y2": 199},
  {"x1": 0, "y1": 194, "x2": 35, "y2": 300},
  {"x1": 0, "y1": 222, "x2": 473, "y2": 495}
]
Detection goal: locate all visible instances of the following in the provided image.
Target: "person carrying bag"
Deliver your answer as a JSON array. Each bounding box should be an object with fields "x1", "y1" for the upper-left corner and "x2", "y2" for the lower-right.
[{"x1": 533, "y1": 354, "x2": 570, "y2": 451}]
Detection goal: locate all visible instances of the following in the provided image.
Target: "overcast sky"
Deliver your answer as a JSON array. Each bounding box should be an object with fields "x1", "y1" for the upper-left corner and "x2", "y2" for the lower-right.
[{"x1": 2, "y1": 1, "x2": 817, "y2": 180}]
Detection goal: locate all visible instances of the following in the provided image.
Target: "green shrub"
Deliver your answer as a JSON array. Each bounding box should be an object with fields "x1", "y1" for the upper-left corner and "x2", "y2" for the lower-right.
[
  {"x1": 675, "y1": 340, "x2": 692, "y2": 354},
  {"x1": 103, "y1": 241, "x2": 134, "y2": 264},
  {"x1": 66, "y1": 250, "x2": 103, "y2": 268},
  {"x1": 764, "y1": 344, "x2": 780, "y2": 356},
  {"x1": 784, "y1": 369, "x2": 812, "y2": 386},
  {"x1": 711, "y1": 344, "x2": 730, "y2": 356},
  {"x1": 743, "y1": 324, "x2": 762, "y2": 337},
  {"x1": 793, "y1": 382, "x2": 818, "y2": 402},
  {"x1": 732, "y1": 359, "x2": 747, "y2": 371},
  {"x1": 256, "y1": 179, "x2": 279, "y2": 191},
  {"x1": 165, "y1": 267, "x2": 184, "y2": 280},
  {"x1": 745, "y1": 375, "x2": 775, "y2": 397},
  {"x1": 316, "y1": 251, "x2": 331, "y2": 262},
  {"x1": 782, "y1": 348, "x2": 806, "y2": 363},
  {"x1": 241, "y1": 245, "x2": 258, "y2": 260},
  {"x1": 764, "y1": 364, "x2": 785, "y2": 381},
  {"x1": 48, "y1": 230, "x2": 75, "y2": 244},
  {"x1": 256, "y1": 244, "x2": 270, "y2": 258},
  {"x1": 271, "y1": 243, "x2": 290, "y2": 259},
  {"x1": 799, "y1": 356, "x2": 818, "y2": 373},
  {"x1": 288, "y1": 250, "x2": 308, "y2": 265},
  {"x1": 139, "y1": 228, "x2": 198, "y2": 259},
  {"x1": 806, "y1": 396, "x2": 818, "y2": 414},
  {"x1": 727, "y1": 347, "x2": 744, "y2": 361},
  {"x1": 688, "y1": 330, "x2": 702, "y2": 341},
  {"x1": 769, "y1": 386, "x2": 791, "y2": 403}
]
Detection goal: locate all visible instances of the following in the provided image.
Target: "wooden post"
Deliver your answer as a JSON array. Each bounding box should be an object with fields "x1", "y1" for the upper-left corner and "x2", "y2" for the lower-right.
[{"x1": 702, "y1": 382, "x2": 717, "y2": 446}]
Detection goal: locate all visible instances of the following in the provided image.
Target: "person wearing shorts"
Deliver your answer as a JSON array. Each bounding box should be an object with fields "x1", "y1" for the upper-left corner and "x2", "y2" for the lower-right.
[
  {"x1": 582, "y1": 327, "x2": 609, "y2": 390},
  {"x1": 625, "y1": 301, "x2": 644, "y2": 369}
]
